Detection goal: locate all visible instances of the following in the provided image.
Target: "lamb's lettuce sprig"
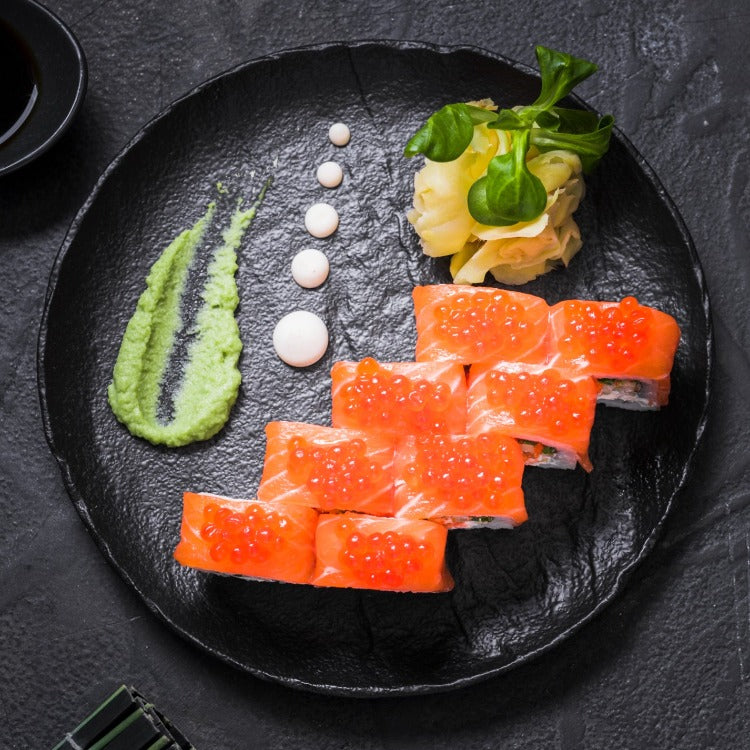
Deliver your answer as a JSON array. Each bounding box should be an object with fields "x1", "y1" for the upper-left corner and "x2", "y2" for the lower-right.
[
  {"x1": 403, "y1": 103, "x2": 498, "y2": 162},
  {"x1": 404, "y1": 46, "x2": 614, "y2": 226}
]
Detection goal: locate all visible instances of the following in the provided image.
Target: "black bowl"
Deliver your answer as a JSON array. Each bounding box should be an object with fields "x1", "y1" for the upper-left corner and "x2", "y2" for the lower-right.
[{"x1": 0, "y1": 0, "x2": 86, "y2": 177}]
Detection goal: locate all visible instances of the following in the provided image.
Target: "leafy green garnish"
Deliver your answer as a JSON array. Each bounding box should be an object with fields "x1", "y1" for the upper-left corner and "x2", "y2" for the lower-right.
[
  {"x1": 404, "y1": 45, "x2": 614, "y2": 226},
  {"x1": 492, "y1": 109, "x2": 527, "y2": 130},
  {"x1": 467, "y1": 130, "x2": 547, "y2": 225},
  {"x1": 530, "y1": 113, "x2": 614, "y2": 173},
  {"x1": 519, "y1": 46, "x2": 598, "y2": 123},
  {"x1": 404, "y1": 103, "x2": 497, "y2": 162},
  {"x1": 534, "y1": 106, "x2": 599, "y2": 133}
]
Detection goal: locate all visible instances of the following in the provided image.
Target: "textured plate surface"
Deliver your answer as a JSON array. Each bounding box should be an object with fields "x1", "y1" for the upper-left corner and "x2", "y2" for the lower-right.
[{"x1": 38, "y1": 42, "x2": 710, "y2": 695}]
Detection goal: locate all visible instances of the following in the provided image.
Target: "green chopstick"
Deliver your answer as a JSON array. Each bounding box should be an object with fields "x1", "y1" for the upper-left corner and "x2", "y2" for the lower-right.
[{"x1": 52, "y1": 685, "x2": 196, "y2": 750}]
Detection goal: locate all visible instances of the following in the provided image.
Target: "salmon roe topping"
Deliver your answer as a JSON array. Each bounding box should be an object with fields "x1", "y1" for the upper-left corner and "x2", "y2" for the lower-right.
[
  {"x1": 200, "y1": 503, "x2": 285, "y2": 564},
  {"x1": 287, "y1": 436, "x2": 386, "y2": 510},
  {"x1": 486, "y1": 370, "x2": 590, "y2": 434},
  {"x1": 338, "y1": 528, "x2": 429, "y2": 588},
  {"x1": 433, "y1": 290, "x2": 536, "y2": 358},
  {"x1": 404, "y1": 432, "x2": 522, "y2": 509},
  {"x1": 558, "y1": 297, "x2": 653, "y2": 369},
  {"x1": 340, "y1": 358, "x2": 454, "y2": 432}
]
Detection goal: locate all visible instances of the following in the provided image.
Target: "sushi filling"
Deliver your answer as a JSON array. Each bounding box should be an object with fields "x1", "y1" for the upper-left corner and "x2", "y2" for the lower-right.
[
  {"x1": 598, "y1": 378, "x2": 642, "y2": 395},
  {"x1": 596, "y1": 378, "x2": 659, "y2": 410},
  {"x1": 444, "y1": 516, "x2": 518, "y2": 530},
  {"x1": 518, "y1": 439, "x2": 557, "y2": 460},
  {"x1": 516, "y1": 439, "x2": 579, "y2": 470}
]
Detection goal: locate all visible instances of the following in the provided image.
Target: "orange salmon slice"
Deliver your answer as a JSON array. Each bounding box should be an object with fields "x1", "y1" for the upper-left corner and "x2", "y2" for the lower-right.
[
  {"x1": 413, "y1": 284, "x2": 550, "y2": 365},
  {"x1": 548, "y1": 297, "x2": 680, "y2": 380},
  {"x1": 331, "y1": 357, "x2": 467, "y2": 439},
  {"x1": 393, "y1": 431, "x2": 527, "y2": 525},
  {"x1": 312, "y1": 513, "x2": 453, "y2": 592},
  {"x1": 467, "y1": 363, "x2": 598, "y2": 471},
  {"x1": 258, "y1": 422, "x2": 396, "y2": 516},
  {"x1": 548, "y1": 297, "x2": 680, "y2": 409},
  {"x1": 174, "y1": 492, "x2": 318, "y2": 584}
]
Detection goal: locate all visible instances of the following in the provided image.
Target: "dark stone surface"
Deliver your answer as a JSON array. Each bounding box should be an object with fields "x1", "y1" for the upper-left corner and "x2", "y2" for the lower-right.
[{"x1": 0, "y1": 0, "x2": 747, "y2": 747}]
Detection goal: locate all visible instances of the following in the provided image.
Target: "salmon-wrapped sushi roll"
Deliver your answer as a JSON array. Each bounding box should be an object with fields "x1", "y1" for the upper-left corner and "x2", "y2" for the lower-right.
[
  {"x1": 467, "y1": 363, "x2": 598, "y2": 471},
  {"x1": 331, "y1": 357, "x2": 467, "y2": 438},
  {"x1": 393, "y1": 431, "x2": 527, "y2": 529},
  {"x1": 413, "y1": 284, "x2": 550, "y2": 365},
  {"x1": 257, "y1": 422, "x2": 395, "y2": 516},
  {"x1": 548, "y1": 296, "x2": 680, "y2": 409},
  {"x1": 174, "y1": 492, "x2": 318, "y2": 584},
  {"x1": 312, "y1": 513, "x2": 453, "y2": 592}
]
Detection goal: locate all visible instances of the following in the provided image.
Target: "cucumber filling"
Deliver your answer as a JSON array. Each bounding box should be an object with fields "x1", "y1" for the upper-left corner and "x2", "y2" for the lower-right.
[{"x1": 518, "y1": 439, "x2": 557, "y2": 459}]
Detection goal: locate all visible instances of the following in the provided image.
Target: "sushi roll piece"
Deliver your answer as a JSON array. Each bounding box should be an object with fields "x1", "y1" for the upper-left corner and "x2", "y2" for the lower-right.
[
  {"x1": 312, "y1": 513, "x2": 454, "y2": 592},
  {"x1": 331, "y1": 357, "x2": 467, "y2": 439},
  {"x1": 548, "y1": 296, "x2": 681, "y2": 410},
  {"x1": 257, "y1": 422, "x2": 396, "y2": 516},
  {"x1": 467, "y1": 363, "x2": 598, "y2": 471},
  {"x1": 174, "y1": 492, "x2": 318, "y2": 584},
  {"x1": 393, "y1": 431, "x2": 527, "y2": 529},
  {"x1": 412, "y1": 284, "x2": 550, "y2": 365}
]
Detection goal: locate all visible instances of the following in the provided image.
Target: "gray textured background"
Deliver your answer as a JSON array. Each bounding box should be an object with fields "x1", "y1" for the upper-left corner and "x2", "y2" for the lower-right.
[{"x1": 1, "y1": 1, "x2": 748, "y2": 747}]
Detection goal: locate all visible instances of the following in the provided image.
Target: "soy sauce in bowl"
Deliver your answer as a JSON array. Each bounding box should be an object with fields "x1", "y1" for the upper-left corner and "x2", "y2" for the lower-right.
[
  {"x1": 0, "y1": 0, "x2": 86, "y2": 177},
  {"x1": 0, "y1": 19, "x2": 38, "y2": 147}
]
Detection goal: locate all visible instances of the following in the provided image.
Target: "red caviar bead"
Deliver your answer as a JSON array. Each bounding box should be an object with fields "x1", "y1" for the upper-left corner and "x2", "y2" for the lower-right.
[
  {"x1": 358, "y1": 357, "x2": 380, "y2": 376},
  {"x1": 338, "y1": 529, "x2": 425, "y2": 587},
  {"x1": 200, "y1": 522, "x2": 219, "y2": 540},
  {"x1": 407, "y1": 432, "x2": 522, "y2": 511},
  {"x1": 430, "y1": 290, "x2": 545, "y2": 358},
  {"x1": 559, "y1": 299, "x2": 653, "y2": 369},
  {"x1": 486, "y1": 369, "x2": 588, "y2": 433},
  {"x1": 286, "y1": 434, "x2": 387, "y2": 506},
  {"x1": 210, "y1": 541, "x2": 229, "y2": 562},
  {"x1": 340, "y1": 360, "x2": 459, "y2": 434}
]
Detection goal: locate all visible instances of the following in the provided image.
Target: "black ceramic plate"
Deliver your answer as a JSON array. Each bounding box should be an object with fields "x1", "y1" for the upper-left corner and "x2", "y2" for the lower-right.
[
  {"x1": 0, "y1": 0, "x2": 86, "y2": 176},
  {"x1": 38, "y1": 42, "x2": 711, "y2": 696}
]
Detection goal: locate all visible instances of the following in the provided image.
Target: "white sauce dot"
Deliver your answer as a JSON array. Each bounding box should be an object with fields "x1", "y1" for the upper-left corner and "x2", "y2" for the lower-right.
[
  {"x1": 291, "y1": 248, "x2": 329, "y2": 289},
  {"x1": 304, "y1": 202, "x2": 339, "y2": 238},
  {"x1": 328, "y1": 122, "x2": 351, "y2": 146},
  {"x1": 273, "y1": 311, "x2": 329, "y2": 368},
  {"x1": 316, "y1": 161, "x2": 343, "y2": 188}
]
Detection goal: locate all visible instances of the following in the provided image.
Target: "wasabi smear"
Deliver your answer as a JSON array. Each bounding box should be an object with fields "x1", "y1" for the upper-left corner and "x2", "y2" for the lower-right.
[{"x1": 108, "y1": 185, "x2": 268, "y2": 446}]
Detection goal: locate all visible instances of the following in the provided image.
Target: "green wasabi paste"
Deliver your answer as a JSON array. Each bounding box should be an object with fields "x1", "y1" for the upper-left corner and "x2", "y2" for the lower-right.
[{"x1": 108, "y1": 185, "x2": 267, "y2": 446}]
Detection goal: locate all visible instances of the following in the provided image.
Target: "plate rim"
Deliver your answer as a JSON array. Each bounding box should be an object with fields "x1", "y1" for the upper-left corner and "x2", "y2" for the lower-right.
[{"x1": 36, "y1": 38, "x2": 713, "y2": 696}]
